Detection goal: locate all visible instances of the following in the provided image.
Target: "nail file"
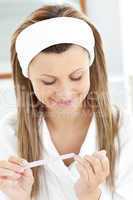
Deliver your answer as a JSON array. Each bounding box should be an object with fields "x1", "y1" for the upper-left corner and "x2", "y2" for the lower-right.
[{"x1": 23, "y1": 153, "x2": 76, "y2": 169}]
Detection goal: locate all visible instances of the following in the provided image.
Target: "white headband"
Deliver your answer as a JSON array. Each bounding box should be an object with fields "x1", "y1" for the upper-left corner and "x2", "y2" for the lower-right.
[{"x1": 15, "y1": 17, "x2": 95, "y2": 78}]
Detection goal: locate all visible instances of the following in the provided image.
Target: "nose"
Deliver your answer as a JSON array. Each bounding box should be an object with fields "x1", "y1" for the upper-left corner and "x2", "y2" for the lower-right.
[{"x1": 55, "y1": 82, "x2": 73, "y2": 100}]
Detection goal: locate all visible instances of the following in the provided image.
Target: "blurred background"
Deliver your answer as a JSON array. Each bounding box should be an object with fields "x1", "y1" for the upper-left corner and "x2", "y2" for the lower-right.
[{"x1": 0, "y1": 0, "x2": 133, "y2": 119}]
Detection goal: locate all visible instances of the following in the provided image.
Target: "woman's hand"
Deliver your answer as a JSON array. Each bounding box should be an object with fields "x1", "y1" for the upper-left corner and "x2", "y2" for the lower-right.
[
  {"x1": 74, "y1": 150, "x2": 109, "y2": 200},
  {"x1": 0, "y1": 156, "x2": 34, "y2": 200}
]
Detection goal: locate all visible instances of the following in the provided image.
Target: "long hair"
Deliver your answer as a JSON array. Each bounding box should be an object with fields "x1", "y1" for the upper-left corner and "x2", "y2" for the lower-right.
[{"x1": 10, "y1": 4, "x2": 120, "y2": 198}]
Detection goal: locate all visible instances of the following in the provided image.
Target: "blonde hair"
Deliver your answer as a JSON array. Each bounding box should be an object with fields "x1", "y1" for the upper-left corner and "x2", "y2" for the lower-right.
[{"x1": 10, "y1": 4, "x2": 120, "y2": 198}]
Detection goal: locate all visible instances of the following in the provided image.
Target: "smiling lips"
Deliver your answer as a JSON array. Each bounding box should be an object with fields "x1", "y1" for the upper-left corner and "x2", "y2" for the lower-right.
[{"x1": 51, "y1": 99, "x2": 73, "y2": 106}]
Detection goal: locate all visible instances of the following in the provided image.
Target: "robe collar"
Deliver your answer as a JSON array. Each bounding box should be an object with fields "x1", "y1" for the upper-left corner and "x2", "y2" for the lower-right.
[
  {"x1": 40, "y1": 112, "x2": 98, "y2": 200},
  {"x1": 42, "y1": 112, "x2": 97, "y2": 158}
]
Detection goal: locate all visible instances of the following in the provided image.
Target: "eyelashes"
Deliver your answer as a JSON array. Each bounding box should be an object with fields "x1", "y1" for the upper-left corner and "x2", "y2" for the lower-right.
[
  {"x1": 42, "y1": 81, "x2": 55, "y2": 85},
  {"x1": 41, "y1": 76, "x2": 82, "y2": 85}
]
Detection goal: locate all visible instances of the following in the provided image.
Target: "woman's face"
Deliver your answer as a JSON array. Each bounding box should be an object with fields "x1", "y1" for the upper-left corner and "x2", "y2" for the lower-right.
[{"x1": 29, "y1": 45, "x2": 90, "y2": 112}]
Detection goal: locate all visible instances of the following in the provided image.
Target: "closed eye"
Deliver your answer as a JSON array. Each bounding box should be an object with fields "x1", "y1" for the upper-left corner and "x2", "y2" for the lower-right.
[
  {"x1": 41, "y1": 76, "x2": 82, "y2": 85},
  {"x1": 71, "y1": 76, "x2": 82, "y2": 81}
]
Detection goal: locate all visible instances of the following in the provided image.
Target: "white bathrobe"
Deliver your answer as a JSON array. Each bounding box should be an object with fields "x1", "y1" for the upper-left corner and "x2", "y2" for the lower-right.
[{"x1": 0, "y1": 110, "x2": 133, "y2": 200}]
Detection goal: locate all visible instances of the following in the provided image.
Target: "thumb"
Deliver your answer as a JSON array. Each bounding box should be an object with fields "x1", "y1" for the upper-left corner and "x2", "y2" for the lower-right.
[
  {"x1": 20, "y1": 160, "x2": 33, "y2": 178},
  {"x1": 93, "y1": 150, "x2": 107, "y2": 160}
]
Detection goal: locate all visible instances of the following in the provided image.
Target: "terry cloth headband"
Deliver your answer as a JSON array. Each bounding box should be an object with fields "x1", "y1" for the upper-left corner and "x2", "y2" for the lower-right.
[{"x1": 15, "y1": 17, "x2": 95, "y2": 78}]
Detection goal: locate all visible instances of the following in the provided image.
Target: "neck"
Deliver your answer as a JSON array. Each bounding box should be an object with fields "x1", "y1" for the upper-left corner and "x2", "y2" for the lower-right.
[{"x1": 44, "y1": 107, "x2": 92, "y2": 131}]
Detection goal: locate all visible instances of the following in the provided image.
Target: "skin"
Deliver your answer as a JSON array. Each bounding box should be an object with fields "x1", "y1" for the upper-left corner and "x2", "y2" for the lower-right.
[
  {"x1": 0, "y1": 45, "x2": 109, "y2": 200},
  {"x1": 74, "y1": 151, "x2": 110, "y2": 200},
  {"x1": 28, "y1": 44, "x2": 110, "y2": 199},
  {"x1": 28, "y1": 44, "x2": 91, "y2": 130},
  {"x1": 0, "y1": 156, "x2": 34, "y2": 200}
]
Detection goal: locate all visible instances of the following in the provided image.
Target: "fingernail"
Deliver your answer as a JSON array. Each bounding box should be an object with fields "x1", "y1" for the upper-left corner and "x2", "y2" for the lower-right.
[
  {"x1": 16, "y1": 173, "x2": 21, "y2": 178},
  {"x1": 74, "y1": 155, "x2": 81, "y2": 160},
  {"x1": 20, "y1": 160, "x2": 28, "y2": 166},
  {"x1": 18, "y1": 168, "x2": 25, "y2": 173},
  {"x1": 74, "y1": 155, "x2": 79, "y2": 159},
  {"x1": 100, "y1": 150, "x2": 106, "y2": 155}
]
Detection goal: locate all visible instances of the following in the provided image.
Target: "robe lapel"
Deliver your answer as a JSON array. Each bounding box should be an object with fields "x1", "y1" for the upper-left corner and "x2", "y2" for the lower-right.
[
  {"x1": 68, "y1": 113, "x2": 98, "y2": 183},
  {"x1": 41, "y1": 113, "x2": 98, "y2": 199},
  {"x1": 41, "y1": 118, "x2": 78, "y2": 200},
  {"x1": 79, "y1": 112, "x2": 98, "y2": 156},
  {"x1": 40, "y1": 114, "x2": 112, "y2": 200}
]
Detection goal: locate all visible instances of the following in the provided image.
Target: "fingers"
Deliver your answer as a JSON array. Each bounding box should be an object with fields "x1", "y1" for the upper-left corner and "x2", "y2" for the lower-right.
[
  {"x1": 93, "y1": 151, "x2": 110, "y2": 176},
  {"x1": 8, "y1": 156, "x2": 34, "y2": 178},
  {"x1": 9, "y1": 157, "x2": 35, "y2": 189},
  {"x1": 0, "y1": 168, "x2": 21, "y2": 180},
  {"x1": 74, "y1": 150, "x2": 110, "y2": 179},
  {"x1": 8, "y1": 156, "x2": 26, "y2": 166},
  {"x1": 0, "y1": 156, "x2": 34, "y2": 196},
  {"x1": 0, "y1": 156, "x2": 26, "y2": 182},
  {"x1": 76, "y1": 160, "x2": 88, "y2": 178},
  {"x1": 84, "y1": 155, "x2": 101, "y2": 175},
  {"x1": 83, "y1": 151, "x2": 109, "y2": 175},
  {"x1": 0, "y1": 160, "x2": 24, "y2": 174},
  {"x1": 0, "y1": 156, "x2": 33, "y2": 181},
  {"x1": 75, "y1": 156, "x2": 94, "y2": 182},
  {"x1": 0, "y1": 179, "x2": 15, "y2": 192}
]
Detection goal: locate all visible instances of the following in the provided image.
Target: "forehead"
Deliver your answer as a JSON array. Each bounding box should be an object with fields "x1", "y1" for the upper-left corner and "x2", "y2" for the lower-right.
[{"x1": 29, "y1": 44, "x2": 90, "y2": 76}]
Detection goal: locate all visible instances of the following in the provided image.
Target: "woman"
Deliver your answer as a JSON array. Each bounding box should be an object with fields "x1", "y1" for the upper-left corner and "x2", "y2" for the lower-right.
[{"x1": 0, "y1": 4, "x2": 133, "y2": 200}]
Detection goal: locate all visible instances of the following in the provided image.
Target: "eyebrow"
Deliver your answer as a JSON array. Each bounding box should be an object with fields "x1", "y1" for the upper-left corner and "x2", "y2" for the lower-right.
[{"x1": 40, "y1": 67, "x2": 85, "y2": 78}]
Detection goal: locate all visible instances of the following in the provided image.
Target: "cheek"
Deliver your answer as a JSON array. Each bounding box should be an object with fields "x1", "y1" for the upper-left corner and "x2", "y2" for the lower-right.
[
  {"x1": 76, "y1": 82, "x2": 89, "y2": 108},
  {"x1": 33, "y1": 83, "x2": 54, "y2": 105},
  {"x1": 78, "y1": 76, "x2": 90, "y2": 97},
  {"x1": 31, "y1": 82, "x2": 45, "y2": 102},
  {"x1": 31, "y1": 77, "x2": 90, "y2": 105}
]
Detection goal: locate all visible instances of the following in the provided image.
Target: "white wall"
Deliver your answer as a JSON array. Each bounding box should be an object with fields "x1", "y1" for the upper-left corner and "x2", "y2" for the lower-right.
[
  {"x1": 0, "y1": 1, "x2": 44, "y2": 72},
  {"x1": 0, "y1": 0, "x2": 80, "y2": 73},
  {"x1": 86, "y1": 0, "x2": 132, "y2": 111},
  {"x1": 0, "y1": 1, "x2": 42, "y2": 119},
  {"x1": 119, "y1": 0, "x2": 133, "y2": 113},
  {"x1": 86, "y1": 0, "x2": 123, "y2": 76}
]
